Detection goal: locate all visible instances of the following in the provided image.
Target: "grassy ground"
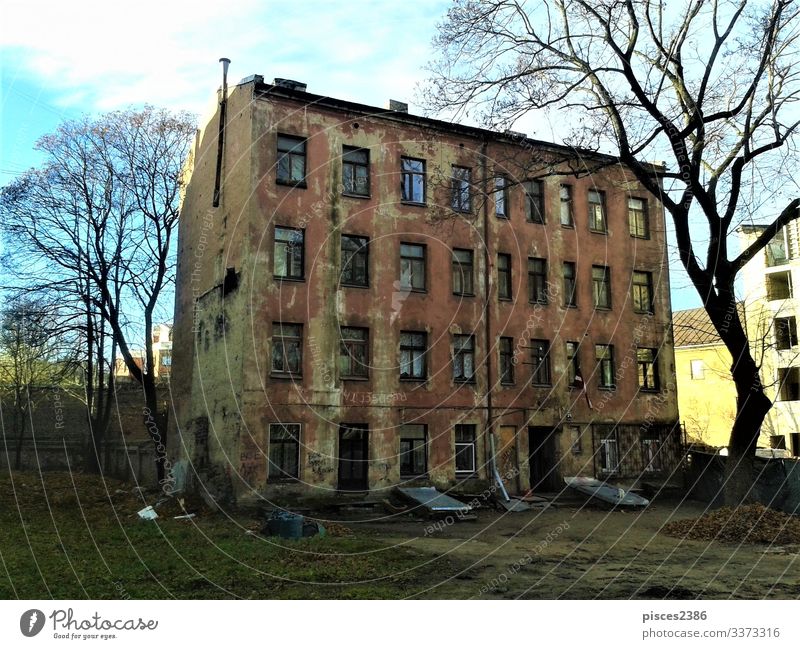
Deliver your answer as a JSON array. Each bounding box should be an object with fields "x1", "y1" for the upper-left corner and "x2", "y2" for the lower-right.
[
  {"x1": 2, "y1": 471, "x2": 797, "y2": 599},
  {"x1": 0, "y1": 471, "x2": 459, "y2": 599}
]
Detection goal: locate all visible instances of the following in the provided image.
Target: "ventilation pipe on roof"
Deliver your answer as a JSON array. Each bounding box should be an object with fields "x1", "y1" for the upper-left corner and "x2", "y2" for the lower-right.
[{"x1": 213, "y1": 57, "x2": 231, "y2": 208}]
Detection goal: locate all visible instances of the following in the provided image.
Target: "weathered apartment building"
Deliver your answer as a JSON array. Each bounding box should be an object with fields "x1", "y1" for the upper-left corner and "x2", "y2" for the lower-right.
[{"x1": 171, "y1": 74, "x2": 681, "y2": 505}]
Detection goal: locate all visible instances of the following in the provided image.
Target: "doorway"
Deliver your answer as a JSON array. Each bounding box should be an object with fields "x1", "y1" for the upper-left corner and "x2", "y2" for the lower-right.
[
  {"x1": 528, "y1": 426, "x2": 560, "y2": 491},
  {"x1": 338, "y1": 424, "x2": 369, "y2": 491}
]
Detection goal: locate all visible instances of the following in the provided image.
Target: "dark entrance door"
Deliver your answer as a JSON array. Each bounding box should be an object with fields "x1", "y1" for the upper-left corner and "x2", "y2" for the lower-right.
[
  {"x1": 338, "y1": 424, "x2": 369, "y2": 491},
  {"x1": 528, "y1": 426, "x2": 559, "y2": 491}
]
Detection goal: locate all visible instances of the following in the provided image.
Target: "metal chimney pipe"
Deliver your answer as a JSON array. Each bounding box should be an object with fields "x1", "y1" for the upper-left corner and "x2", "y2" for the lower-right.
[{"x1": 213, "y1": 57, "x2": 231, "y2": 208}]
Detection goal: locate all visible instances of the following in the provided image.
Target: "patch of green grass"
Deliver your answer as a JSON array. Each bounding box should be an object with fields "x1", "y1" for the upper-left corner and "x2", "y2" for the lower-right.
[{"x1": 0, "y1": 472, "x2": 450, "y2": 599}]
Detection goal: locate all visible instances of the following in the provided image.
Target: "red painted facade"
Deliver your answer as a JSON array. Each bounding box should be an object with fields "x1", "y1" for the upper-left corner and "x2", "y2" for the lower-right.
[{"x1": 171, "y1": 77, "x2": 681, "y2": 504}]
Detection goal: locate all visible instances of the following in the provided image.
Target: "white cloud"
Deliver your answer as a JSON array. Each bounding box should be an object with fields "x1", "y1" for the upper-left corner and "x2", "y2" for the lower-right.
[{"x1": 1, "y1": 0, "x2": 449, "y2": 116}]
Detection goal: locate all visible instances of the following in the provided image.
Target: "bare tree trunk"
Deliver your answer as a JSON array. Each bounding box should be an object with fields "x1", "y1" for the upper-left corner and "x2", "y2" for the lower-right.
[
  {"x1": 708, "y1": 287, "x2": 773, "y2": 505},
  {"x1": 83, "y1": 298, "x2": 100, "y2": 474}
]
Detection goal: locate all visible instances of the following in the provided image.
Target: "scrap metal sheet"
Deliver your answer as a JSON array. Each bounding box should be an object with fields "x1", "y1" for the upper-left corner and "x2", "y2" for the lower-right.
[{"x1": 396, "y1": 487, "x2": 472, "y2": 512}]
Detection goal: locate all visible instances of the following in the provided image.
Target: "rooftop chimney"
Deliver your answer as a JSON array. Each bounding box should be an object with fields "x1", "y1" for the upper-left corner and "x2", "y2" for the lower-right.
[
  {"x1": 388, "y1": 99, "x2": 409, "y2": 113},
  {"x1": 273, "y1": 78, "x2": 307, "y2": 92}
]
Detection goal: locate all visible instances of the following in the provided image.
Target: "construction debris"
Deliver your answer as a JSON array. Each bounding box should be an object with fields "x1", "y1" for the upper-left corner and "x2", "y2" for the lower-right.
[
  {"x1": 661, "y1": 504, "x2": 800, "y2": 545},
  {"x1": 137, "y1": 506, "x2": 158, "y2": 521}
]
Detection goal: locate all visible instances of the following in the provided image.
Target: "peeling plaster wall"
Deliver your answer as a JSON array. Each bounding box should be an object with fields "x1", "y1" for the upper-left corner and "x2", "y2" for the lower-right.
[{"x1": 174, "y1": 80, "x2": 680, "y2": 504}]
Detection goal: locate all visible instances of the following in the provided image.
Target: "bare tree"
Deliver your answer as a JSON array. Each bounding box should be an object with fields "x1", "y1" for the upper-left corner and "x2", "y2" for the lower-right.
[
  {"x1": 0, "y1": 106, "x2": 194, "y2": 483},
  {"x1": 425, "y1": 0, "x2": 800, "y2": 504},
  {"x1": 0, "y1": 298, "x2": 77, "y2": 469}
]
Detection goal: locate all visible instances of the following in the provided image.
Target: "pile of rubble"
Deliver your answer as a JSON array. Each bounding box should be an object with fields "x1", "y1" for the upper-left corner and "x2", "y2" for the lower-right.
[{"x1": 662, "y1": 504, "x2": 800, "y2": 545}]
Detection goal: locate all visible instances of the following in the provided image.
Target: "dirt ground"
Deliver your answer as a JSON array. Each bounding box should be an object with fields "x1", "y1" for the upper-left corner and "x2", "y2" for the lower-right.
[
  {"x1": 3, "y1": 470, "x2": 798, "y2": 599},
  {"x1": 347, "y1": 499, "x2": 800, "y2": 599}
]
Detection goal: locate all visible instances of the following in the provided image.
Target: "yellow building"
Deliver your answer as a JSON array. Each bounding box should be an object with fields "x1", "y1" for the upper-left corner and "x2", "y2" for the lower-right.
[{"x1": 673, "y1": 307, "x2": 737, "y2": 447}]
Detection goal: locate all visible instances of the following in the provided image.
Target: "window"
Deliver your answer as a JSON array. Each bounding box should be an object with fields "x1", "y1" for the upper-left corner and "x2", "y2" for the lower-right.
[
  {"x1": 632, "y1": 270, "x2": 654, "y2": 313},
  {"x1": 400, "y1": 243, "x2": 426, "y2": 291},
  {"x1": 160, "y1": 353, "x2": 172, "y2": 367},
  {"x1": 268, "y1": 423, "x2": 300, "y2": 480},
  {"x1": 525, "y1": 179, "x2": 545, "y2": 223},
  {"x1": 499, "y1": 337, "x2": 515, "y2": 385},
  {"x1": 778, "y1": 367, "x2": 800, "y2": 401},
  {"x1": 455, "y1": 424, "x2": 477, "y2": 474},
  {"x1": 272, "y1": 323, "x2": 302, "y2": 376},
  {"x1": 274, "y1": 226, "x2": 304, "y2": 279},
  {"x1": 341, "y1": 235, "x2": 369, "y2": 287},
  {"x1": 770, "y1": 435, "x2": 787, "y2": 450},
  {"x1": 276, "y1": 134, "x2": 306, "y2": 185},
  {"x1": 690, "y1": 359, "x2": 705, "y2": 380},
  {"x1": 560, "y1": 184, "x2": 574, "y2": 227},
  {"x1": 592, "y1": 265, "x2": 611, "y2": 309},
  {"x1": 563, "y1": 262, "x2": 577, "y2": 307},
  {"x1": 495, "y1": 176, "x2": 509, "y2": 218},
  {"x1": 401, "y1": 157, "x2": 425, "y2": 204},
  {"x1": 497, "y1": 253, "x2": 512, "y2": 300},
  {"x1": 566, "y1": 341, "x2": 581, "y2": 387},
  {"x1": 528, "y1": 257, "x2": 548, "y2": 304},
  {"x1": 452, "y1": 248, "x2": 474, "y2": 296},
  {"x1": 568, "y1": 425, "x2": 582, "y2": 454},
  {"x1": 451, "y1": 165, "x2": 472, "y2": 213},
  {"x1": 628, "y1": 197, "x2": 649, "y2": 238},
  {"x1": 766, "y1": 228, "x2": 788, "y2": 266},
  {"x1": 530, "y1": 339, "x2": 551, "y2": 385},
  {"x1": 452, "y1": 334, "x2": 476, "y2": 383},
  {"x1": 637, "y1": 348, "x2": 659, "y2": 391},
  {"x1": 766, "y1": 271, "x2": 792, "y2": 300},
  {"x1": 342, "y1": 146, "x2": 370, "y2": 196},
  {"x1": 339, "y1": 327, "x2": 369, "y2": 379},
  {"x1": 399, "y1": 424, "x2": 427, "y2": 477},
  {"x1": 400, "y1": 331, "x2": 427, "y2": 380},
  {"x1": 775, "y1": 316, "x2": 798, "y2": 350},
  {"x1": 600, "y1": 433, "x2": 619, "y2": 473},
  {"x1": 641, "y1": 435, "x2": 662, "y2": 472},
  {"x1": 596, "y1": 344, "x2": 615, "y2": 389},
  {"x1": 791, "y1": 432, "x2": 800, "y2": 457},
  {"x1": 588, "y1": 189, "x2": 607, "y2": 233}
]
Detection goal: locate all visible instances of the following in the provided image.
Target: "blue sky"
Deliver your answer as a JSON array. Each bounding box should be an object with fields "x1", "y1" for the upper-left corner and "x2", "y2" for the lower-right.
[{"x1": 0, "y1": 0, "x2": 702, "y2": 310}]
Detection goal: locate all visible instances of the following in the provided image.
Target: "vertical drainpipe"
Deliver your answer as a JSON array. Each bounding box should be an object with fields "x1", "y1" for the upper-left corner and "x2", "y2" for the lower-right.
[
  {"x1": 212, "y1": 57, "x2": 231, "y2": 208},
  {"x1": 481, "y1": 137, "x2": 495, "y2": 483}
]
